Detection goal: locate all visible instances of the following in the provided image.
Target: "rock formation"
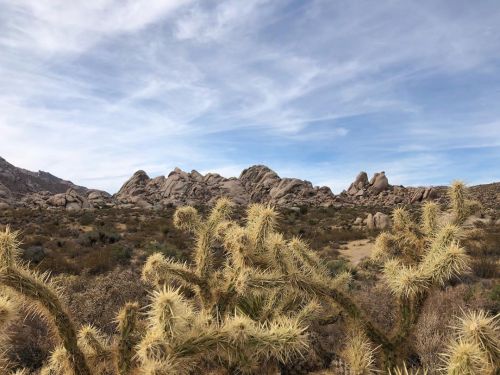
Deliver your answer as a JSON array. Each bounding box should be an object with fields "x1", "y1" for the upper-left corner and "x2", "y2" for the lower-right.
[
  {"x1": 114, "y1": 165, "x2": 335, "y2": 208},
  {"x1": 347, "y1": 171, "x2": 389, "y2": 196},
  {"x1": 4, "y1": 156, "x2": 494, "y2": 211},
  {"x1": 340, "y1": 171, "x2": 441, "y2": 207}
]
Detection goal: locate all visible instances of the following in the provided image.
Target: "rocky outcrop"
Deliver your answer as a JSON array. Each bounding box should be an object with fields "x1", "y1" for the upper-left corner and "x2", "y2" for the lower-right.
[
  {"x1": 240, "y1": 165, "x2": 334, "y2": 206},
  {"x1": 0, "y1": 156, "x2": 112, "y2": 210},
  {"x1": 2, "y1": 155, "x2": 496, "y2": 211},
  {"x1": 340, "y1": 171, "x2": 441, "y2": 207},
  {"x1": 347, "y1": 171, "x2": 389, "y2": 196},
  {"x1": 20, "y1": 188, "x2": 112, "y2": 211},
  {"x1": 114, "y1": 165, "x2": 335, "y2": 208}
]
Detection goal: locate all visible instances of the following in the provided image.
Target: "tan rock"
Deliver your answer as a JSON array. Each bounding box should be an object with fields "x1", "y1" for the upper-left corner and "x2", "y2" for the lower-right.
[{"x1": 369, "y1": 172, "x2": 389, "y2": 194}]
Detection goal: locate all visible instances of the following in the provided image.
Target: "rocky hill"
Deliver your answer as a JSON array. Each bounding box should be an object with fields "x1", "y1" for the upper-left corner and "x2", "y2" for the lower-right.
[
  {"x1": 1, "y1": 156, "x2": 498, "y2": 211},
  {"x1": 114, "y1": 165, "x2": 335, "y2": 208},
  {"x1": 0, "y1": 156, "x2": 87, "y2": 198},
  {"x1": 0, "y1": 157, "x2": 110, "y2": 210}
]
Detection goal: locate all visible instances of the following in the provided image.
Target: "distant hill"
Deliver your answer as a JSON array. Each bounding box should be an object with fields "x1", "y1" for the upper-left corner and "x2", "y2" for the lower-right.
[{"x1": 0, "y1": 156, "x2": 88, "y2": 200}]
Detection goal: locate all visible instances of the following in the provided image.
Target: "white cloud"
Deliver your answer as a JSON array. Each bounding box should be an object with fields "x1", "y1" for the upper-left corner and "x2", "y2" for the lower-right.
[{"x1": 0, "y1": 0, "x2": 192, "y2": 53}]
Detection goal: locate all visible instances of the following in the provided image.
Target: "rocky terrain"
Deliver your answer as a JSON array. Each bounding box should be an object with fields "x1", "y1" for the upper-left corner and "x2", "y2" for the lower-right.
[
  {"x1": 114, "y1": 165, "x2": 335, "y2": 208},
  {"x1": 1, "y1": 156, "x2": 498, "y2": 211}
]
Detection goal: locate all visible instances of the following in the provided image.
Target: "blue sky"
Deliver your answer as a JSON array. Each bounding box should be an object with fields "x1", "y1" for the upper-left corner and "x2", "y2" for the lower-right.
[{"x1": 0, "y1": 0, "x2": 499, "y2": 193}]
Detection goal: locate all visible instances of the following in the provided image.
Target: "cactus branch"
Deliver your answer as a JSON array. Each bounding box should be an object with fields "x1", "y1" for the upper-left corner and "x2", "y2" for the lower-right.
[{"x1": 0, "y1": 266, "x2": 91, "y2": 375}]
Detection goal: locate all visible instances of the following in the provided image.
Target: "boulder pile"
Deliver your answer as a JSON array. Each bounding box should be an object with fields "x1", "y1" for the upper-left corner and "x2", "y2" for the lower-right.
[
  {"x1": 339, "y1": 171, "x2": 438, "y2": 207},
  {"x1": 114, "y1": 165, "x2": 336, "y2": 208}
]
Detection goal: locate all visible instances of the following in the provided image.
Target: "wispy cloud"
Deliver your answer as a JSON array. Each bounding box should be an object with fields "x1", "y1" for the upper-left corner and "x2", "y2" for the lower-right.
[{"x1": 0, "y1": 0, "x2": 499, "y2": 193}]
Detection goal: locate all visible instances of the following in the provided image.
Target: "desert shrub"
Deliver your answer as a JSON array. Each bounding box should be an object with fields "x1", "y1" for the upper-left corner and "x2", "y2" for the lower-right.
[
  {"x1": 109, "y1": 244, "x2": 133, "y2": 265},
  {"x1": 326, "y1": 258, "x2": 351, "y2": 276},
  {"x1": 329, "y1": 228, "x2": 366, "y2": 242},
  {"x1": 5, "y1": 310, "x2": 55, "y2": 371},
  {"x1": 79, "y1": 250, "x2": 114, "y2": 274},
  {"x1": 472, "y1": 258, "x2": 499, "y2": 279},
  {"x1": 490, "y1": 284, "x2": 500, "y2": 304},
  {"x1": 37, "y1": 252, "x2": 81, "y2": 275},
  {"x1": 77, "y1": 231, "x2": 100, "y2": 247},
  {"x1": 143, "y1": 241, "x2": 188, "y2": 262},
  {"x1": 78, "y1": 212, "x2": 95, "y2": 226},
  {"x1": 59, "y1": 269, "x2": 148, "y2": 334},
  {"x1": 78, "y1": 229, "x2": 121, "y2": 247}
]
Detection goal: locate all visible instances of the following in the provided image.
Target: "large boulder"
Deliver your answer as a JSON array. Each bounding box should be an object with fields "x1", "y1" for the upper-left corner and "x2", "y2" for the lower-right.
[
  {"x1": 347, "y1": 172, "x2": 369, "y2": 195},
  {"x1": 369, "y1": 172, "x2": 389, "y2": 194},
  {"x1": 347, "y1": 171, "x2": 389, "y2": 196}
]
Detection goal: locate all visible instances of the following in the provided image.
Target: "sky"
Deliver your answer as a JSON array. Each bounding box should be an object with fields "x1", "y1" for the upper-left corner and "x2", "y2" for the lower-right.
[{"x1": 0, "y1": 0, "x2": 499, "y2": 194}]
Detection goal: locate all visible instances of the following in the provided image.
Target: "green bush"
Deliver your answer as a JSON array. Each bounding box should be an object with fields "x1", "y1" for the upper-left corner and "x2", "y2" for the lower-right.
[
  {"x1": 489, "y1": 284, "x2": 500, "y2": 303},
  {"x1": 326, "y1": 258, "x2": 351, "y2": 276},
  {"x1": 110, "y1": 244, "x2": 132, "y2": 264},
  {"x1": 78, "y1": 212, "x2": 95, "y2": 226}
]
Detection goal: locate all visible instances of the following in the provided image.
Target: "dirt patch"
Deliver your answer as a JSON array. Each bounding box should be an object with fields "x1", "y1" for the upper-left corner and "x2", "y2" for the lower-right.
[{"x1": 339, "y1": 239, "x2": 374, "y2": 265}]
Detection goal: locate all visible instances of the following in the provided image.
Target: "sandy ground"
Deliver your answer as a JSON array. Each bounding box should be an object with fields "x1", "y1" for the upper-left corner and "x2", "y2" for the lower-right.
[{"x1": 339, "y1": 239, "x2": 374, "y2": 265}]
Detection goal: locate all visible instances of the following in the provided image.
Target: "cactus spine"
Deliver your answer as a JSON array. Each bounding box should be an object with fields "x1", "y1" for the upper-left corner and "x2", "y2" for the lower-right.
[
  {"x1": 0, "y1": 228, "x2": 91, "y2": 375},
  {"x1": 140, "y1": 200, "x2": 313, "y2": 373},
  {"x1": 115, "y1": 302, "x2": 140, "y2": 375},
  {"x1": 365, "y1": 183, "x2": 477, "y2": 366},
  {"x1": 441, "y1": 310, "x2": 499, "y2": 374}
]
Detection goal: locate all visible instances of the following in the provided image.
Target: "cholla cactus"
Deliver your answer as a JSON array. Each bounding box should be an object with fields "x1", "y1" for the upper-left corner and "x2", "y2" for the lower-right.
[
  {"x1": 40, "y1": 345, "x2": 75, "y2": 375},
  {"x1": 0, "y1": 293, "x2": 17, "y2": 372},
  {"x1": 367, "y1": 183, "x2": 477, "y2": 367},
  {"x1": 115, "y1": 302, "x2": 140, "y2": 375},
  {"x1": 0, "y1": 228, "x2": 91, "y2": 375},
  {"x1": 341, "y1": 327, "x2": 377, "y2": 374},
  {"x1": 139, "y1": 200, "x2": 328, "y2": 373},
  {"x1": 441, "y1": 310, "x2": 499, "y2": 374},
  {"x1": 448, "y1": 181, "x2": 481, "y2": 225},
  {"x1": 388, "y1": 363, "x2": 428, "y2": 374}
]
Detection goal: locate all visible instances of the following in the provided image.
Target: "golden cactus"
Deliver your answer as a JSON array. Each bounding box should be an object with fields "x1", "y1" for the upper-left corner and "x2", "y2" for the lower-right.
[
  {"x1": 449, "y1": 180, "x2": 481, "y2": 225},
  {"x1": 0, "y1": 228, "x2": 92, "y2": 375},
  {"x1": 421, "y1": 201, "x2": 439, "y2": 236},
  {"x1": 139, "y1": 200, "x2": 316, "y2": 373},
  {"x1": 441, "y1": 309, "x2": 500, "y2": 374},
  {"x1": 388, "y1": 363, "x2": 429, "y2": 374},
  {"x1": 341, "y1": 327, "x2": 377, "y2": 375},
  {"x1": 115, "y1": 302, "x2": 140, "y2": 375},
  {"x1": 365, "y1": 182, "x2": 478, "y2": 369},
  {"x1": 441, "y1": 339, "x2": 489, "y2": 375}
]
